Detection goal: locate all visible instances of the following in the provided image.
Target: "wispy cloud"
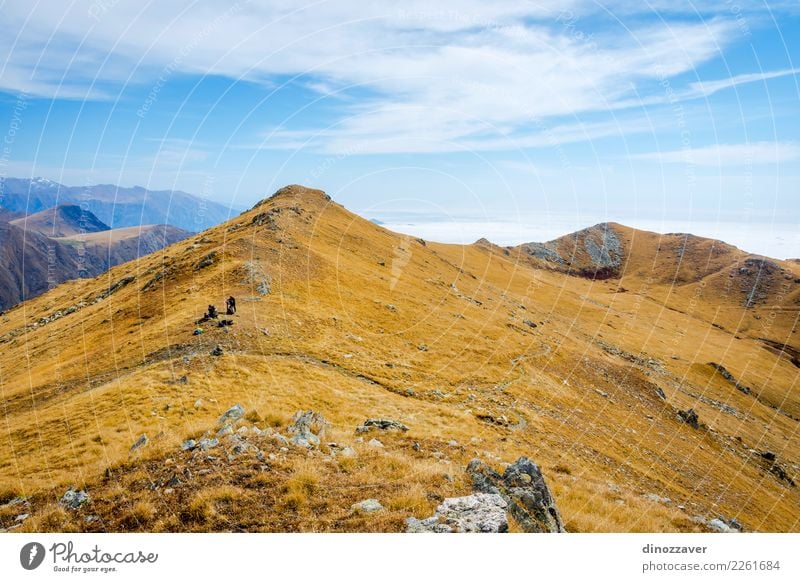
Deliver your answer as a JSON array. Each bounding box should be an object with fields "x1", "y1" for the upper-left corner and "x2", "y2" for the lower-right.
[
  {"x1": 688, "y1": 68, "x2": 799, "y2": 98},
  {"x1": 0, "y1": 1, "x2": 792, "y2": 153},
  {"x1": 631, "y1": 142, "x2": 800, "y2": 166}
]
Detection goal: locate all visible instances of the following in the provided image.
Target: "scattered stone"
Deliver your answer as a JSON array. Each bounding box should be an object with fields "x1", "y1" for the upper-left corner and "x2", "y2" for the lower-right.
[
  {"x1": 522, "y1": 319, "x2": 537, "y2": 329},
  {"x1": 60, "y1": 488, "x2": 89, "y2": 510},
  {"x1": 339, "y1": 446, "x2": 358, "y2": 458},
  {"x1": 181, "y1": 439, "x2": 197, "y2": 451},
  {"x1": 198, "y1": 437, "x2": 219, "y2": 451},
  {"x1": 368, "y1": 438, "x2": 384, "y2": 448},
  {"x1": 356, "y1": 418, "x2": 410, "y2": 433},
  {"x1": 130, "y1": 434, "x2": 149, "y2": 452},
  {"x1": 594, "y1": 388, "x2": 609, "y2": 398},
  {"x1": 165, "y1": 474, "x2": 181, "y2": 488},
  {"x1": 654, "y1": 387, "x2": 667, "y2": 400},
  {"x1": 351, "y1": 499, "x2": 384, "y2": 514},
  {"x1": 194, "y1": 399, "x2": 203, "y2": 409},
  {"x1": 677, "y1": 408, "x2": 700, "y2": 429},
  {"x1": 475, "y1": 411, "x2": 510, "y2": 426},
  {"x1": 708, "y1": 362, "x2": 752, "y2": 395},
  {"x1": 406, "y1": 493, "x2": 508, "y2": 533},
  {"x1": 217, "y1": 425, "x2": 234, "y2": 437},
  {"x1": 14, "y1": 513, "x2": 29, "y2": 522},
  {"x1": 468, "y1": 457, "x2": 565, "y2": 533},
  {"x1": 448, "y1": 440, "x2": 459, "y2": 447},
  {"x1": 708, "y1": 518, "x2": 741, "y2": 533},
  {"x1": 386, "y1": 304, "x2": 397, "y2": 312},
  {"x1": 210, "y1": 345, "x2": 224, "y2": 356},
  {"x1": 288, "y1": 410, "x2": 330, "y2": 448},
  {"x1": 219, "y1": 404, "x2": 245, "y2": 426},
  {"x1": 759, "y1": 452, "x2": 796, "y2": 486},
  {"x1": 644, "y1": 493, "x2": 672, "y2": 505}
]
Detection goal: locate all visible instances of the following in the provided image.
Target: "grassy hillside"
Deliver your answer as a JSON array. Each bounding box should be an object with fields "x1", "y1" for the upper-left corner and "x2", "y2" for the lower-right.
[{"x1": 1, "y1": 185, "x2": 797, "y2": 532}]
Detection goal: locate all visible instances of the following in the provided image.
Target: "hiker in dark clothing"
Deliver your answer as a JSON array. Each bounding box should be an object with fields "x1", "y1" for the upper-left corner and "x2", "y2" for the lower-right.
[
  {"x1": 226, "y1": 296, "x2": 236, "y2": 315},
  {"x1": 206, "y1": 304, "x2": 218, "y2": 319}
]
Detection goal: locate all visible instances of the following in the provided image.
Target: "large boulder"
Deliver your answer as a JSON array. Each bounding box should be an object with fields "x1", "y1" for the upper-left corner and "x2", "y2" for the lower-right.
[
  {"x1": 406, "y1": 493, "x2": 508, "y2": 533},
  {"x1": 219, "y1": 404, "x2": 245, "y2": 427},
  {"x1": 467, "y1": 457, "x2": 565, "y2": 533},
  {"x1": 288, "y1": 410, "x2": 329, "y2": 448}
]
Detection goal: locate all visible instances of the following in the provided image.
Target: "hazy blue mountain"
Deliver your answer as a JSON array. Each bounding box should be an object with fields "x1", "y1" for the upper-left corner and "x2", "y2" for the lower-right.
[{"x1": 0, "y1": 177, "x2": 236, "y2": 232}]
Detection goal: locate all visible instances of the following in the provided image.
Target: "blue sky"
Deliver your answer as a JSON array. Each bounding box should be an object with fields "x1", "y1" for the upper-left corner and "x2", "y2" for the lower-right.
[{"x1": 0, "y1": 1, "x2": 798, "y2": 254}]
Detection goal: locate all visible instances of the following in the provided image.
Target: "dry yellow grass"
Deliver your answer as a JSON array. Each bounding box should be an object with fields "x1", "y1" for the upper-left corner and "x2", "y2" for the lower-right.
[{"x1": 1, "y1": 184, "x2": 798, "y2": 532}]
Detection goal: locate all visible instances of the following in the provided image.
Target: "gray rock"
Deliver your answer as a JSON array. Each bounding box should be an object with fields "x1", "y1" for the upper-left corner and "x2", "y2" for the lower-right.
[
  {"x1": 198, "y1": 437, "x2": 219, "y2": 451},
  {"x1": 368, "y1": 438, "x2": 384, "y2": 448},
  {"x1": 644, "y1": 493, "x2": 671, "y2": 505},
  {"x1": 355, "y1": 418, "x2": 410, "y2": 433},
  {"x1": 180, "y1": 439, "x2": 197, "y2": 451},
  {"x1": 677, "y1": 408, "x2": 700, "y2": 429},
  {"x1": 708, "y1": 518, "x2": 738, "y2": 533},
  {"x1": 468, "y1": 457, "x2": 565, "y2": 533},
  {"x1": 406, "y1": 493, "x2": 508, "y2": 533},
  {"x1": 210, "y1": 344, "x2": 224, "y2": 356},
  {"x1": 217, "y1": 425, "x2": 234, "y2": 437},
  {"x1": 130, "y1": 434, "x2": 148, "y2": 452},
  {"x1": 351, "y1": 499, "x2": 384, "y2": 513},
  {"x1": 14, "y1": 513, "x2": 29, "y2": 522},
  {"x1": 339, "y1": 446, "x2": 358, "y2": 458},
  {"x1": 287, "y1": 410, "x2": 329, "y2": 449},
  {"x1": 219, "y1": 404, "x2": 245, "y2": 426},
  {"x1": 60, "y1": 488, "x2": 90, "y2": 510}
]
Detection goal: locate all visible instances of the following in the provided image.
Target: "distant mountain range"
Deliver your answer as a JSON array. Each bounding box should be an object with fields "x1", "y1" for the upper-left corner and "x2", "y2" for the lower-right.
[
  {"x1": 0, "y1": 177, "x2": 236, "y2": 232},
  {"x1": 0, "y1": 202, "x2": 190, "y2": 310}
]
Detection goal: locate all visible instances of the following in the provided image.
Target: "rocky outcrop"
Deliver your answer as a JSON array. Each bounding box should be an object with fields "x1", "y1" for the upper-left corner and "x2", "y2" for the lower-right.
[
  {"x1": 467, "y1": 457, "x2": 565, "y2": 533},
  {"x1": 708, "y1": 363, "x2": 751, "y2": 395},
  {"x1": 288, "y1": 410, "x2": 329, "y2": 448},
  {"x1": 677, "y1": 408, "x2": 701, "y2": 429},
  {"x1": 218, "y1": 404, "x2": 245, "y2": 426},
  {"x1": 406, "y1": 493, "x2": 508, "y2": 533},
  {"x1": 60, "y1": 488, "x2": 89, "y2": 510},
  {"x1": 355, "y1": 418, "x2": 409, "y2": 433}
]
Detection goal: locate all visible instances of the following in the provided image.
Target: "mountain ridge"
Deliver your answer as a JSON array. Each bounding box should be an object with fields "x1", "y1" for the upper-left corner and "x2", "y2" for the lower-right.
[
  {"x1": 0, "y1": 185, "x2": 797, "y2": 533},
  {"x1": 1, "y1": 177, "x2": 236, "y2": 232},
  {"x1": 10, "y1": 204, "x2": 110, "y2": 237}
]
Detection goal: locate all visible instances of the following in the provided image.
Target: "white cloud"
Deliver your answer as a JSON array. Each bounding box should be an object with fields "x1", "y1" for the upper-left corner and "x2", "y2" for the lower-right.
[
  {"x1": 688, "y1": 68, "x2": 799, "y2": 98},
  {"x1": 631, "y1": 142, "x2": 800, "y2": 166},
  {"x1": 0, "y1": 1, "x2": 785, "y2": 152}
]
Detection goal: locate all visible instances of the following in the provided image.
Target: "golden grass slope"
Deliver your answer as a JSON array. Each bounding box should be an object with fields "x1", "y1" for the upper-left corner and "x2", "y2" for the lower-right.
[{"x1": 0, "y1": 184, "x2": 798, "y2": 532}]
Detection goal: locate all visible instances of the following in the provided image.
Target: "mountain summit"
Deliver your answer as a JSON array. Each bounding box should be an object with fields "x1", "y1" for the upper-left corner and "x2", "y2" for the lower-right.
[
  {"x1": 0, "y1": 185, "x2": 797, "y2": 533},
  {"x1": 11, "y1": 204, "x2": 110, "y2": 237}
]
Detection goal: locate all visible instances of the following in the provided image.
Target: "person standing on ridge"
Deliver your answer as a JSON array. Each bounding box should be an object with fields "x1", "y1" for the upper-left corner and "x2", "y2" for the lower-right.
[{"x1": 226, "y1": 296, "x2": 236, "y2": 315}]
